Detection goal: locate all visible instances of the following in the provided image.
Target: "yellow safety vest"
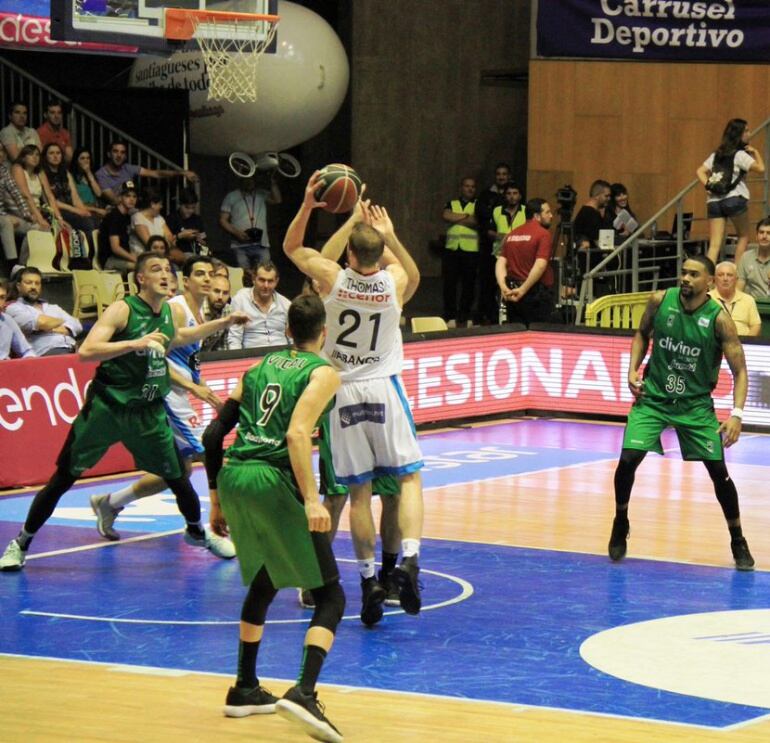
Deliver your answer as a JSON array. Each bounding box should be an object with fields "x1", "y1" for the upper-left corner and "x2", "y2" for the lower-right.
[
  {"x1": 446, "y1": 199, "x2": 478, "y2": 252},
  {"x1": 492, "y1": 205, "x2": 527, "y2": 256}
]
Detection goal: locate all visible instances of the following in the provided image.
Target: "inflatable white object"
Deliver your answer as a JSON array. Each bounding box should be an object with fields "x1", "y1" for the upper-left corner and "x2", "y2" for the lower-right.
[{"x1": 128, "y1": 1, "x2": 349, "y2": 156}]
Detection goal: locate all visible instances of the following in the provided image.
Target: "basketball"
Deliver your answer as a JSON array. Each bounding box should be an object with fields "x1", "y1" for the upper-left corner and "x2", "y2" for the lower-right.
[{"x1": 315, "y1": 164, "x2": 362, "y2": 213}]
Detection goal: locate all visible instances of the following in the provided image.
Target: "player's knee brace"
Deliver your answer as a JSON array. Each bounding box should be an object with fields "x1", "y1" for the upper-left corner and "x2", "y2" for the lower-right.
[
  {"x1": 241, "y1": 569, "x2": 278, "y2": 626},
  {"x1": 309, "y1": 580, "x2": 346, "y2": 632}
]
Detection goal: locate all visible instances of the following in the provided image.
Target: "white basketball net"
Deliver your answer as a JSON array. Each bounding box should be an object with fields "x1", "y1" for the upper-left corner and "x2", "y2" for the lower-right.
[{"x1": 191, "y1": 17, "x2": 279, "y2": 104}]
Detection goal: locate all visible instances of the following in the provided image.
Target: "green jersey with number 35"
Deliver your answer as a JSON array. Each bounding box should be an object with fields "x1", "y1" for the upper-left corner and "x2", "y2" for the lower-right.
[
  {"x1": 227, "y1": 349, "x2": 332, "y2": 467},
  {"x1": 644, "y1": 288, "x2": 723, "y2": 401},
  {"x1": 92, "y1": 295, "x2": 174, "y2": 407}
]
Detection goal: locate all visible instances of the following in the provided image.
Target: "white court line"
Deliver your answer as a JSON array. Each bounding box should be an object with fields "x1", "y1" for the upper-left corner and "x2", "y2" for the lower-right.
[
  {"x1": 19, "y1": 561, "x2": 473, "y2": 626},
  {"x1": 24, "y1": 529, "x2": 184, "y2": 561}
]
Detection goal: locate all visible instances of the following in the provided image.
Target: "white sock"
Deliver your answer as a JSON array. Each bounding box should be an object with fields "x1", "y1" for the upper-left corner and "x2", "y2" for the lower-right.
[
  {"x1": 401, "y1": 539, "x2": 420, "y2": 558},
  {"x1": 357, "y1": 558, "x2": 375, "y2": 579},
  {"x1": 108, "y1": 485, "x2": 138, "y2": 509}
]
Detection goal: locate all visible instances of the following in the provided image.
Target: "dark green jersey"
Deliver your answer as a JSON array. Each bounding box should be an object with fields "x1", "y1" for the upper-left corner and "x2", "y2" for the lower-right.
[
  {"x1": 644, "y1": 288, "x2": 723, "y2": 401},
  {"x1": 227, "y1": 349, "x2": 331, "y2": 467},
  {"x1": 92, "y1": 295, "x2": 174, "y2": 407}
]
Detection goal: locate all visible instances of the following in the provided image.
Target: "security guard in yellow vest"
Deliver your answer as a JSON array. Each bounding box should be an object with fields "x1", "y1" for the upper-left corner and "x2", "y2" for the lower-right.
[
  {"x1": 489, "y1": 183, "x2": 527, "y2": 256},
  {"x1": 442, "y1": 177, "x2": 478, "y2": 328}
]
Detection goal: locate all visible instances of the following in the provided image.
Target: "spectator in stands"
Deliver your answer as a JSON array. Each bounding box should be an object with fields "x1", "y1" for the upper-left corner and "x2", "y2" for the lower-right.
[
  {"x1": 219, "y1": 174, "x2": 281, "y2": 269},
  {"x1": 573, "y1": 180, "x2": 612, "y2": 248},
  {"x1": 129, "y1": 187, "x2": 176, "y2": 257},
  {"x1": 495, "y1": 197, "x2": 556, "y2": 327},
  {"x1": 489, "y1": 182, "x2": 526, "y2": 256},
  {"x1": 709, "y1": 261, "x2": 761, "y2": 337},
  {"x1": 737, "y1": 218, "x2": 770, "y2": 300},
  {"x1": 210, "y1": 257, "x2": 230, "y2": 279},
  {"x1": 146, "y1": 235, "x2": 171, "y2": 259},
  {"x1": 36, "y1": 100, "x2": 73, "y2": 163},
  {"x1": 608, "y1": 183, "x2": 638, "y2": 239},
  {"x1": 70, "y1": 148, "x2": 107, "y2": 220},
  {"x1": 0, "y1": 102, "x2": 41, "y2": 162},
  {"x1": 201, "y1": 273, "x2": 232, "y2": 352},
  {"x1": 0, "y1": 278, "x2": 34, "y2": 359},
  {"x1": 442, "y1": 176, "x2": 479, "y2": 328},
  {"x1": 0, "y1": 149, "x2": 34, "y2": 273},
  {"x1": 97, "y1": 180, "x2": 138, "y2": 273},
  {"x1": 227, "y1": 260, "x2": 289, "y2": 349},
  {"x1": 6, "y1": 267, "x2": 82, "y2": 356},
  {"x1": 12, "y1": 145, "x2": 65, "y2": 232},
  {"x1": 42, "y1": 143, "x2": 97, "y2": 239},
  {"x1": 95, "y1": 140, "x2": 198, "y2": 206},
  {"x1": 167, "y1": 187, "x2": 207, "y2": 258}
]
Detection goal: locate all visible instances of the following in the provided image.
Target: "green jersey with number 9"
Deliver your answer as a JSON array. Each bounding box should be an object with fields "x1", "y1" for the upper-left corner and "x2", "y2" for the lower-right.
[
  {"x1": 92, "y1": 295, "x2": 174, "y2": 407},
  {"x1": 227, "y1": 349, "x2": 332, "y2": 467},
  {"x1": 644, "y1": 288, "x2": 723, "y2": 401}
]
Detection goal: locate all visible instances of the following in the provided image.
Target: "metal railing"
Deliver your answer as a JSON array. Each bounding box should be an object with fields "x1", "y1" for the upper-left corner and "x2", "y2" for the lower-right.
[
  {"x1": 573, "y1": 115, "x2": 770, "y2": 325},
  {"x1": 0, "y1": 54, "x2": 188, "y2": 214}
]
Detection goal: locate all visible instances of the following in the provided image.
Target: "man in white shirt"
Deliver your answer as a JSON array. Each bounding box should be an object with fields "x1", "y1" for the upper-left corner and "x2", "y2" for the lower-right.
[
  {"x1": 737, "y1": 218, "x2": 770, "y2": 301},
  {"x1": 227, "y1": 260, "x2": 290, "y2": 349},
  {"x1": 0, "y1": 102, "x2": 41, "y2": 162},
  {"x1": 709, "y1": 261, "x2": 761, "y2": 336},
  {"x1": 6, "y1": 267, "x2": 82, "y2": 356},
  {"x1": 0, "y1": 279, "x2": 34, "y2": 360}
]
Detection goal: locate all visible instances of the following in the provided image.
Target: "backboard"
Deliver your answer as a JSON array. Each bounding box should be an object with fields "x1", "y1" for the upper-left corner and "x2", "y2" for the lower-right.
[{"x1": 50, "y1": 0, "x2": 277, "y2": 54}]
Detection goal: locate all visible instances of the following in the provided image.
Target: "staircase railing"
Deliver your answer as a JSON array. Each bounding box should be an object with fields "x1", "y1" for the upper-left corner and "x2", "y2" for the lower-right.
[{"x1": 573, "y1": 115, "x2": 770, "y2": 325}]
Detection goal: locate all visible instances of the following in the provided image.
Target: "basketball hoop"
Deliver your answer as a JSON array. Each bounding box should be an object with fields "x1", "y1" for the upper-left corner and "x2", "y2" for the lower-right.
[{"x1": 165, "y1": 8, "x2": 280, "y2": 104}]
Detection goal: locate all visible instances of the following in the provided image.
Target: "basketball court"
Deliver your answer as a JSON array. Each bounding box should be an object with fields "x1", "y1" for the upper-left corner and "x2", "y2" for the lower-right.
[{"x1": 2, "y1": 418, "x2": 770, "y2": 741}]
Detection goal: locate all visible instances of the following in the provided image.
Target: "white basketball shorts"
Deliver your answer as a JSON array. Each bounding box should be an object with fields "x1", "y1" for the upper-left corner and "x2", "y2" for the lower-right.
[
  {"x1": 163, "y1": 386, "x2": 205, "y2": 458},
  {"x1": 329, "y1": 375, "x2": 423, "y2": 484}
]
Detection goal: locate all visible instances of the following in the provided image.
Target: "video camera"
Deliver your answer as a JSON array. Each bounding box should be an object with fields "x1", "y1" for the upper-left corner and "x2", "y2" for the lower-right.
[{"x1": 556, "y1": 185, "x2": 577, "y2": 213}]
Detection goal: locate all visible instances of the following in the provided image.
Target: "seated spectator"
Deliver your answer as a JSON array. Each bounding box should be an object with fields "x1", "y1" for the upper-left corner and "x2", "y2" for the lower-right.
[
  {"x1": 0, "y1": 102, "x2": 41, "y2": 162},
  {"x1": 573, "y1": 180, "x2": 612, "y2": 247},
  {"x1": 0, "y1": 278, "x2": 34, "y2": 359},
  {"x1": 608, "y1": 182, "x2": 638, "y2": 239},
  {"x1": 166, "y1": 187, "x2": 207, "y2": 259},
  {"x1": 709, "y1": 261, "x2": 761, "y2": 336},
  {"x1": 36, "y1": 100, "x2": 73, "y2": 163},
  {"x1": 227, "y1": 260, "x2": 289, "y2": 349},
  {"x1": 210, "y1": 257, "x2": 230, "y2": 279},
  {"x1": 95, "y1": 139, "x2": 198, "y2": 206},
  {"x1": 129, "y1": 187, "x2": 176, "y2": 257},
  {"x1": 12, "y1": 145, "x2": 65, "y2": 232},
  {"x1": 0, "y1": 149, "x2": 35, "y2": 272},
  {"x1": 737, "y1": 218, "x2": 770, "y2": 300},
  {"x1": 6, "y1": 267, "x2": 82, "y2": 355},
  {"x1": 146, "y1": 234, "x2": 171, "y2": 259},
  {"x1": 70, "y1": 148, "x2": 107, "y2": 220},
  {"x1": 97, "y1": 180, "x2": 138, "y2": 273},
  {"x1": 201, "y1": 272, "x2": 232, "y2": 352}
]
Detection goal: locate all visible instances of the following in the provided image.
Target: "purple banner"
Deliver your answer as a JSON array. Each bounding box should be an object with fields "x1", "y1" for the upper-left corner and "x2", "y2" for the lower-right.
[{"x1": 537, "y1": 0, "x2": 770, "y2": 61}]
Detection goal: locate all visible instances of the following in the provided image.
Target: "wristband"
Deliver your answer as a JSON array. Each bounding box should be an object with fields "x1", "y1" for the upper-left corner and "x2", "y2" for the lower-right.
[{"x1": 730, "y1": 407, "x2": 743, "y2": 420}]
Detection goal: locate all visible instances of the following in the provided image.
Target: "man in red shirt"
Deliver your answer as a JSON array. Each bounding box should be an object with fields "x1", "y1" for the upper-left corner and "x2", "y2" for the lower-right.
[
  {"x1": 36, "y1": 100, "x2": 73, "y2": 163},
  {"x1": 495, "y1": 198, "x2": 556, "y2": 326}
]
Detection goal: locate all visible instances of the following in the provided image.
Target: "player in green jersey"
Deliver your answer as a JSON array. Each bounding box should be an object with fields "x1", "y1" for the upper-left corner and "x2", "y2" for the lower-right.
[
  {"x1": 202, "y1": 293, "x2": 345, "y2": 743},
  {"x1": 608, "y1": 255, "x2": 754, "y2": 570},
  {"x1": 0, "y1": 253, "x2": 248, "y2": 572}
]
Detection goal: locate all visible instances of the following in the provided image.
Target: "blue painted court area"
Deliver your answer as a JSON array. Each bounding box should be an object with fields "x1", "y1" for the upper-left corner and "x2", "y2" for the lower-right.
[{"x1": 1, "y1": 420, "x2": 769, "y2": 729}]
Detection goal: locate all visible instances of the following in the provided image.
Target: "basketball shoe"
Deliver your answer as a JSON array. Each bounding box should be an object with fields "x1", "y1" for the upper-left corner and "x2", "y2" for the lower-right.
[
  {"x1": 378, "y1": 567, "x2": 400, "y2": 607},
  {"x1": 0, "y1": 539, "x2": 25, "y2": 571},
  {"x1": 731, "y1": 537, "x2": 755, "y2": 571},
  {"x1": 276, "y1": 686, "x2": 342, "y2": 743},
  {"x1": 90, "y1": 494, "x2": 123, "y2": 541},
  {"x1": 184, "y1": 527, "x2": 236, "y2": 559},
  {"x1": 608, "y1": 516, "x2": 630, "y2": 562},
  {"x1": 393, "y1": 555, "x2": 421, "y2": 615},
  {"x1": 360, "y1": 576, "x2": 386, "y2": 626},
  {"x1": 223, "y1": 684, "x2": 277, "y2": 717}
]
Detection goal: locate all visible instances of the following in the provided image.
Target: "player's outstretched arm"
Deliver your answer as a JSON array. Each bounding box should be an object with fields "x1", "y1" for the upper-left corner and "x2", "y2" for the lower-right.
[
  {"x1": 287, "y1": 366, "x2": 341, "y2": 532},
  {"x1": 79, "y1": 300, "x2": 164, "y2": 362},
  {"x1": 627, "y1": 291, "x2": 664, "y2": 398},
  {"x1": 716, "y1": 311, "x2": 747, "y2": 448},
  {"x1": 169, "y1": 310, "x2": 249, "y2": 349}
]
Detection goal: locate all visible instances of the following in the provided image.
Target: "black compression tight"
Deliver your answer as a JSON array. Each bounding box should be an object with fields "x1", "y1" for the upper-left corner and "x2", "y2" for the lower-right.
[
  {"x1": 703, "y1": 459, "x2": 740, "y2": 522},
  {"x1": 613, "y1": 448, "x2": 647, "y2": 510}
]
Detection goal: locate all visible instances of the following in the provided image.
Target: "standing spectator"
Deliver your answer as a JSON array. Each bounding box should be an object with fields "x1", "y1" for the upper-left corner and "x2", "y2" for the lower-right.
[
  {"x1": 442, "y1": 176, "x2": 478, "y2": 328},
  {"x1": 166, "y1": 187, "x2": 207, "y2": 258},
  {"x1": 0, "y1": 278, "x2": 34, "y2": 359},
  {"x1": 42, "y1": 143, "x2": 96, "y2": 240},
  {"x1": 36, "y1": 100, "x2": 73, "y2": 163},
  {"x1": 697, "y1": 118, "x2": 765, "y2": 265},
  {"x1": 220, "y1": 175, "x2": 281, "y2": 270},
  {"x1": 97, "y1": 181, "x2": 138, "y2": 273},
  {"x1": 70, "y1": 148, "x2": 107, "y2": 220},
  {"x1": 227, "y1": 260, "x2": 289, "y2": 349},
  {"x1": 6, "y1": 267, "x2": 82, "y2": 356},
  {"x1": 709, "y1": 261, "x2": 761, "y2": 337},
  {"x1": 495, "y1": 197, "x2": 556, "y2": 327},
  {"x1": 572, "y1": 180, "x2": 612, "y2": 248},
  {"x1": 737, "y1": 217, "x2": 770, "y2": 300},
  {"x1": 0, "y1": 102, "x2": 41, "y2": 162},
  {"x1": 608, "y1": 183, "x2": 638, "y2": 239},
  {"x1": 201, "y1": 273, "x2": 232, "y2": 352},
  {"x1": 12, "y1": 145, "x2": 64, "y2": 232},
  {"x1": 129, "y1": 187, "x2": 176, "y2": 255},
  {"x1": 489, "y1": 182, "x2": 526, "y2": 256},
  {"x1": 95, "y1": 140, "x2": 198, "y2": 206}
]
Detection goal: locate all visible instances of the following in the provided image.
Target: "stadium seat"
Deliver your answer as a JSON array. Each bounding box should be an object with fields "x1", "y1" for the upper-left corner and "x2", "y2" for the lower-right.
[
  {"x1": 584, "y1": 292, "x2": 651, "y2": 329},
  {"x1": 411, "y1": 316, "x2": 449, "y2": 333},
  {"x1": 228, "y1": 266, "x2": 244, "y2": 295},
  {"x1": 27, "y1": 230, "x2": 68, "y2": 275},
  {"x1": 71, "y1": 269, "x2": 102, "y2": 320}
]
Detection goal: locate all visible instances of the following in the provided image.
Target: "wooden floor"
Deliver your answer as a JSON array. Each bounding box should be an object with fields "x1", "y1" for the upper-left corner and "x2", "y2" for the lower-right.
[{"x1": 2, "y1": 419, "x2": 770, "y2": 742}]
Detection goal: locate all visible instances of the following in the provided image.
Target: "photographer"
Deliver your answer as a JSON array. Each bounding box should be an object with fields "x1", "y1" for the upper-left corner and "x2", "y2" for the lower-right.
[{"x1": 219, "y1": 174, "x2": 281, "y2": 270}]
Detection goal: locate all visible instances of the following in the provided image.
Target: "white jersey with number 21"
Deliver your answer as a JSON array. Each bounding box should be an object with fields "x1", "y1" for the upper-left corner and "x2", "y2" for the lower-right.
[{"x1": 323, "y1": 267, "x2": 403, "y2": 382}]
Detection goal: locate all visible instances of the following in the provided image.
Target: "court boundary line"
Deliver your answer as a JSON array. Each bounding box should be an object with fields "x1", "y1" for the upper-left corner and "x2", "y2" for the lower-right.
[{"x1": 0, "y1": 651, "x2": 759, "y2": 732}]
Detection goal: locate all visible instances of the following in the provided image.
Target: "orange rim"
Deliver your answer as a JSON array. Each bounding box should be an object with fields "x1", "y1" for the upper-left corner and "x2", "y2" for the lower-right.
[{"x1": 164, "y1": 8, "x2": 280, "y2": 41}]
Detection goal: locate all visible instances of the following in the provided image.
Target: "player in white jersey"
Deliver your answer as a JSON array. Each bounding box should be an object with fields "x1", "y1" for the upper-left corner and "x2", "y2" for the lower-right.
[
  {"x1": 89, "y1": 255, "x2": 235, "y2": 559},
  {"x1": 284, "y1": 172, "x2": 424, "y2": 622}
]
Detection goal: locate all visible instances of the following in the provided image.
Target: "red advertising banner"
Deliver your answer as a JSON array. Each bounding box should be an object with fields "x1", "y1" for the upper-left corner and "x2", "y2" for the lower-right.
[{"x1": 2, "y1": 330, "x2": 767, "y2": 489}]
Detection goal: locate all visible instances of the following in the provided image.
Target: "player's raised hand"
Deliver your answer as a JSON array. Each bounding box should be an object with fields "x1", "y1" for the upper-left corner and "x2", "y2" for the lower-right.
[
  {"x1": 303, "y1": 171, "x2": 328, "y2": 210},
  {"x1": 226, "y1": 310, "x2": 250, "y2": 326},
  {"x1": 367, "y1": 204, "x2": 394, "y2": 236},
  {"x1": 305, "y1": 500, "x2": 331, "y2": 532}
]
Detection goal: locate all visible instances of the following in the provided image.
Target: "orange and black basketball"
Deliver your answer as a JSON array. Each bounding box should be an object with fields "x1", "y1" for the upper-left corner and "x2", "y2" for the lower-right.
[{"x1": 315, "y1": 164, "x2": 362, "y2": 213}]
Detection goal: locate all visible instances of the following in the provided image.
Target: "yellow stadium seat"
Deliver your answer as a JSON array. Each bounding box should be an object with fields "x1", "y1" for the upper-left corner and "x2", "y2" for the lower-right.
[
  {"x1": 27, "y1": 230, "x2": 68, "y2": 275},
  {"x1": 228, "y1": 266, "x2": 245, "y2": 295},
  {"x1": 411, "y1": 316, "x2": 449, "y2": 333},
  {"x1": 71, "y1": 269, "x2": 102, "y2": 320},
  {"x1": 584, "y1": 292, "x2": 651, "y2": 329}
]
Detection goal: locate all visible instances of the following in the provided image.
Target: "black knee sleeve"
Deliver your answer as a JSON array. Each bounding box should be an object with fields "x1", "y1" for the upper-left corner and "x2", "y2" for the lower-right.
[
  {"x1": 704, "y1": 459, "x2": 740, "y2": 521},
  {"x1": 165, "y1": 476, "x2": 201, "y2": 525},
  {"x1": 614, "y1": 448, "x2": 646, "y2": 507},
  {"x1": 309, "y1": 580, "x2": 346, "y2": 633},
  {"x1": 241, "y1": 568, "x2": 278, "y2": 626}
]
